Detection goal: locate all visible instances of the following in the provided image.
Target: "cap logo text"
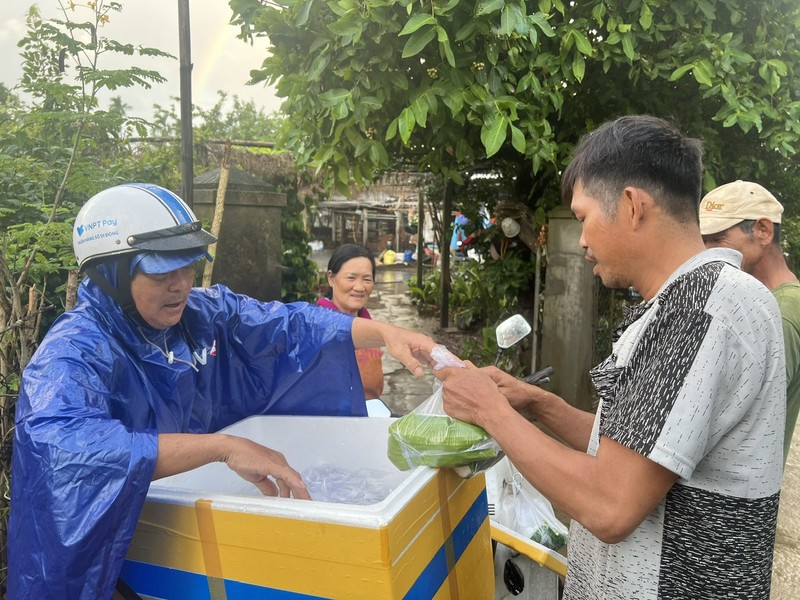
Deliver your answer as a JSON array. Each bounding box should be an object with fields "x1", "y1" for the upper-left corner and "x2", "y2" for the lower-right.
[{"x1": 703, "y1": 201, "x2": 725, "y2": 212}]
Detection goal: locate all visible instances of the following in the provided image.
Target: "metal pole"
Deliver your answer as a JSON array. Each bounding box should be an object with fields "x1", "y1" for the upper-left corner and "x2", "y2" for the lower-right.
[
  {"x1": 439, "y1": 178, "x2": 453, "y2": 329},
  {"x1": 416, "y1": 191, "x2": 424, "y2": 285},
  {"x1": 531, "y1": 244, "x2": 542, "y2": 373},
  {"x1": 178, "y1": 0, "x2": 194, "y2": 206}
]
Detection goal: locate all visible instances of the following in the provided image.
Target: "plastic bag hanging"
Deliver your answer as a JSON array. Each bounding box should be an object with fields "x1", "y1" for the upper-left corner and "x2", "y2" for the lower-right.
[
  {"x1": 499, "y1": 472, "x2": 568, "y2": 551},
  {"x1": 387, "y1": 345, "x2": 501, "y2": 476}
]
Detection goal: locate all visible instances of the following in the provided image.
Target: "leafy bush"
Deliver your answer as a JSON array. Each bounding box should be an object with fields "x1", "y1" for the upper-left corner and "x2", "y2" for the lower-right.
[{"x1": 408, "y1": 249, "x2": 536, "y2": 374}]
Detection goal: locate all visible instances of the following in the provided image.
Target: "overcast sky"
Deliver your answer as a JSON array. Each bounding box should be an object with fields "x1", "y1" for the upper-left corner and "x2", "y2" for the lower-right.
[{"x1": 2, "y1": 1, "x2": 283, "y2": 118}]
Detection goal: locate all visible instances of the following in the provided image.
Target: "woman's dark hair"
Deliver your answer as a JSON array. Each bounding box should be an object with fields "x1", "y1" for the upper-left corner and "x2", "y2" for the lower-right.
[{"x1": 325, "y1": 244, "x2": 376, "y2": 299}]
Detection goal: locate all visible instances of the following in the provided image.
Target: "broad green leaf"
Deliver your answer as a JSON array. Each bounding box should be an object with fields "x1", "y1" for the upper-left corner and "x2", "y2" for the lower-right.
[
  {"x1": 359, "y1": 96, "x2": 383, "y2": 109},
  {"x1": 767, "y1": 69, "x2": 781, "y2": 94},
  {"x1": 572, "y1": 31, "x2": 593, "y2": 56},
  {"x1": 296, "y1": 0, "x2": 313, "y2": 26},
  {"x1": 668, "y1": 64, "x2": 693, "y2": 81},
  {"x1": 476, "y1": 0, "x2": 505, "y2": 17},
  {"x1": 487, "y1": 41, "x2": 500, "y2": 65},
  {"x1": 337, "y1": 163, "x2": 350, "y2": 186},
  {"x1": 346, "y1": 126, "x2": 363, "y2": 147},
  {"x1": 639, "y1": 4, "x2": 653, "y2": 30},
  {"x1": 354, "y1": 138, "x2": 370, "y2": 157},
  {"x1": 386, "y1": 116, "x2": 398, "y2": 140},
  {"x1": 400, "y1": 14, "x2": 436, "y2": 36},
  {"x1": 331, "y1": 101, "x2": 350, "y2": 119},
  {"x1": 692, "y1": 59, "x2": 714, "y2": 86},
  {"x1": 369, "y1": 141, "x2": 389, "y2": 165},
  {"x1": 411, "y1": 96, "x2": 429, "y2": 127},
  {"x1": 402, "y1": 26, "x2": 437, "y2": 58},
  {"x1": 592, "y1": 3, "x2": 606, "y2": 24},
  {"x1": 510, "y1": 123, "x2": 526, "y2": 153},
  {"x1": 399, "y1": 107, "x2": 415, "y2": 143},
  {"x1": 621, "y1": 33, "x2": 635, "y2": 61},
  {"x1": 442, "y1": 90, "x2": 464, "y2": 114},
  {"x1": 308, "y1": 53, "x2": 331, "y2": 80},
  {"x1": 500, "y1": 5, "x2": 520, "y2": 36},
  {"x1": 721, "y1": 83, "x2": 738, "y2": 105},
  {"x1": 319, "y1": 88, "x2": 350, "y2": 107},
  {"x1": 572, "y1": 51, "x2": 585, "y2": 82},
  {"x1": 696, "y1": 0, "x2": 716, "y2": 20},
  {"x1": 531, "y1": 12, "x2": 556, "y2": 38},
  {"x1": 455, "y1": 21, "x2": 476, "y2": 42},
  {"x1": 441, "y1": 40, "x2": 456, "y2": 67},
  {"x1": 327, "y1": 19, "x2": 362, "y2": 37},
  {"x1": 768, "y1": 59, "x2": 788, "y2": 76},
  {"x1": 481, "y1": 115, "x2": 507, "y2": 157},
  {"x1": 730, "y1": 49, "x2": 755, "y2": 65}
]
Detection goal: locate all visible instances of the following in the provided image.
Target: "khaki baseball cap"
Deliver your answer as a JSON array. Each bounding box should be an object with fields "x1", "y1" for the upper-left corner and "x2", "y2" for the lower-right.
[{"x1": 699, "y1": 180, "x2": 783, "y2": 235}]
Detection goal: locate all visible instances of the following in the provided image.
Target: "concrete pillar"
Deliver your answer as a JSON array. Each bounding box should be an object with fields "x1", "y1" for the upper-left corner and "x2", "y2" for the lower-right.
[
  {"x1": 193, "y1": 167, "x2": 287, "y2": 301},
  {"x1": 540, "y1": 206, "x2": 597, "y2": 412}
]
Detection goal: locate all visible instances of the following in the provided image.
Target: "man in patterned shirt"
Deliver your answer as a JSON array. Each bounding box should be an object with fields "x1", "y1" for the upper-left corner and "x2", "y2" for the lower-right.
[
  {"x1": 699, "y1": 180, "x2": 800, "y2": 466},
  {"x1": 438, "y1": 115, "x2": 785, "y2": 599}
]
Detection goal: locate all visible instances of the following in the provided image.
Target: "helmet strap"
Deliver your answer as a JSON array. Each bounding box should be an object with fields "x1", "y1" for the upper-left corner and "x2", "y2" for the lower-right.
[{"x1": 85, "y1": 256, "x2": 138, "y2": 317}]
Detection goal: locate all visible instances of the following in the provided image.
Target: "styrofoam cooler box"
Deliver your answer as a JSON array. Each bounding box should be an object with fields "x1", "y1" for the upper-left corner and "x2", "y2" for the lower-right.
[{"x1": 121, "y1": 415, "x2": 494, "y2": 599}]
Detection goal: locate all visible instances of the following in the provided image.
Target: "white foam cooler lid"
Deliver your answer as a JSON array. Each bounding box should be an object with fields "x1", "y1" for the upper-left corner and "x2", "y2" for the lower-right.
[{"x1": 147, "y1": 415, "x2": 439, "y2": 528}]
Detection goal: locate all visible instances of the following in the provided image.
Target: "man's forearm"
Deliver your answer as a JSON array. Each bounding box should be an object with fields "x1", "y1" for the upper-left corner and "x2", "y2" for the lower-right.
[{"x1": 525, "y1": 388, "x2": 595, "y2": 452}]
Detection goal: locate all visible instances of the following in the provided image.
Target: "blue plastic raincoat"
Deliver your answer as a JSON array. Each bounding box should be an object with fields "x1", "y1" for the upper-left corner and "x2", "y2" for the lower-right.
[{"x1": 8, "y1": 263, "x2": 366, "y2": 599}]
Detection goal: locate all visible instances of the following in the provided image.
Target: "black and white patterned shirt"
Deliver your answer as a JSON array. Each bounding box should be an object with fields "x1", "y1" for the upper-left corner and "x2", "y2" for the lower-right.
[{"x1": 565, "y1": 248, "x2": 785, "y2": 600}]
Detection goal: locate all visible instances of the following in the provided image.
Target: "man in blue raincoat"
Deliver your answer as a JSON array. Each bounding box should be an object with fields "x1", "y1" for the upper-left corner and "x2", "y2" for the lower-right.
[{"x1": 8, "y1": 183, "x2": 436, "y2": 599}]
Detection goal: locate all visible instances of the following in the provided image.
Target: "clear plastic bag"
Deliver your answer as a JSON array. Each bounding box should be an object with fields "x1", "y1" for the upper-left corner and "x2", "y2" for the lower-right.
[
  {"x1": 302, "y1": 465, "x2": 401, "y2": 505},
  {"x1": 387, "y1": 345, "x2": 501, "y2": 476},
  {"x1": 498, "y1": 472, "x2": 568, "y2": 551}
]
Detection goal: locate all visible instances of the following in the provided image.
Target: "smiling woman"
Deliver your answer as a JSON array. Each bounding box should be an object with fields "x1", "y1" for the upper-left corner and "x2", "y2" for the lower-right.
[{"x1": 317, "y1": 244, "x2": 385, "y2": 400}]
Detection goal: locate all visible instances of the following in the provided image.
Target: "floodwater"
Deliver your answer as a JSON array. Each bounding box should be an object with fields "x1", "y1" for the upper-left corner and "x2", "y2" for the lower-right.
[
  {"x1": 369, "y1": 266, "x2": 443, "y2": 414},
  {"x1": 310, "y1": 249, "x2": 800, "y2": 597}
]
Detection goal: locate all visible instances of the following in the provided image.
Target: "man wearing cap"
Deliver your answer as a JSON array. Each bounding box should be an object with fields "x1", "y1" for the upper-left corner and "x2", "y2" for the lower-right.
[
  {"x1": 8, "y1": 183, "x2": 437, "y2": 599},
  {"x1": 699, "y1": 180, "x2": 800, "y2": 465}
]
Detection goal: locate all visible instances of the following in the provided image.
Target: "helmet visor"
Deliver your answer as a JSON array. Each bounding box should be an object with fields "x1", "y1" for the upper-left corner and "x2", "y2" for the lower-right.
[
  {"x1": 131, "y1": 248, "x2": 212, "y2": 275},
  {"x1": 127, "y1": 221, "x2": 217, "y2": 252}
]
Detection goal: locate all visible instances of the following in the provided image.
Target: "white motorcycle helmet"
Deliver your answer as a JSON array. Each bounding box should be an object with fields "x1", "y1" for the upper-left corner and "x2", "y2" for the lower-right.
[
  {"x1": 73, "y1": 184, "x2": 216, "y2": 316},
  {"x1": 73, "y1": 183, "x2": 216, "y2": 269}
]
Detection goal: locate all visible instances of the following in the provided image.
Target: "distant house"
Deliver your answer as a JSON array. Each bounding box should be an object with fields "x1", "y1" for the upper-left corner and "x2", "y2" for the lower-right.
[{"x1": 314, "y1": 172, "x2": 437, "y2": 254}]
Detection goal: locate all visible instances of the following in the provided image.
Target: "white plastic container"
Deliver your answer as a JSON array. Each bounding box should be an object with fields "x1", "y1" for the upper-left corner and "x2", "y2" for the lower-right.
[{"x1": 121, "y1": 415, "x2": 494, "y2": 599}]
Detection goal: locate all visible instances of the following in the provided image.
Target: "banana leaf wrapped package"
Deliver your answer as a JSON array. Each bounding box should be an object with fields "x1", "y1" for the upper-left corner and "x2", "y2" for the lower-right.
[{"x1": 387, "y1": 346, "x2": 501, "y2": 476}]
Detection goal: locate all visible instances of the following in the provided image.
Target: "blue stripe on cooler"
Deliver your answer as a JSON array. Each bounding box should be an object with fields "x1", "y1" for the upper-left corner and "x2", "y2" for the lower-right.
[
  {"x1": 120, "y1": 560, "x2": 327, "y2": 599},
  {"x1": 120, "y1": 560, "x2": 211, "y2": 599},
  {"x1": 121, "y1": 489, "x2": 489, "y2": 600},
  {"x1": 225, "y1": 580, "x2": 326, "y2": 599},
  {"x1": 403, "y1": 489, "x2": 489, "y2": 599}
]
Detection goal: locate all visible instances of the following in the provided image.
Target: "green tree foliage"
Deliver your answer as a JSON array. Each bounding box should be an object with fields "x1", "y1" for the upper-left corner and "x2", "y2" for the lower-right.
[
  {"x1": 230, "y1": 0, "x2": 800, "y2": 204},
  {"x1": 230, "y1": 0, "x2": 800, "y2": 355}
]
